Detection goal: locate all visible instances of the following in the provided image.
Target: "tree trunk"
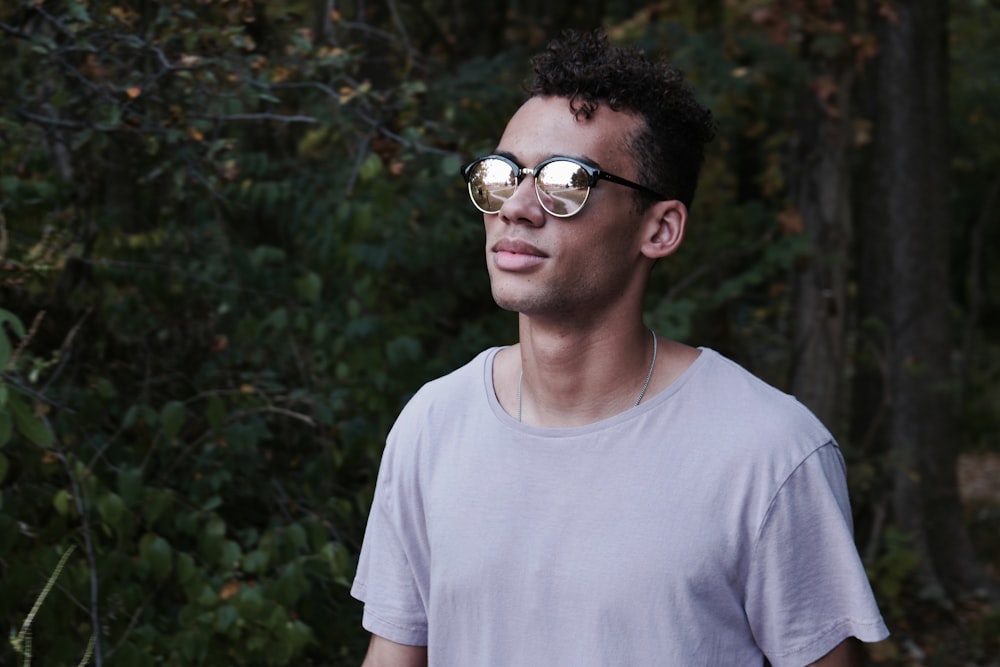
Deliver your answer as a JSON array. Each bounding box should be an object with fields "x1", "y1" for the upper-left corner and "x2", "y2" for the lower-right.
[
  {"x1": 787, "y1": 2, "x2": 854, "y2": 431},
  {"x1": 858, "y1": 0, "x2": 997, "y2": 602}
]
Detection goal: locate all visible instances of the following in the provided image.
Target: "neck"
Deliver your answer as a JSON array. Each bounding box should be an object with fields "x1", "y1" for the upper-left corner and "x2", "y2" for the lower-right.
[{"x1": 515, "y1": 319, "x2": 658, "y2": 427}]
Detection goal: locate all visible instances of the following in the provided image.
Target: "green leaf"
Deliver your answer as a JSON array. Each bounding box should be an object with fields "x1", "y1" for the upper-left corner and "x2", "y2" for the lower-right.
[
  {"x1": 9, "y1": 395, "x2": 53, "y2": 447},
  {"x1": 205, "y1": 395, "x2": 225, "y2": 432},
  {"x1": 201, "y1": 495, "x2": 222, "y2": 511},
  {"x1": 178, "y1": 629, "x2": 207, "y2": 661},
  {"x1": 217, "y1": 539, "x2": 241, "y2": 569},
  {"x1": 263, "y1": 307, "x2": 288, "y2": 331},
  {"x1": 160, "y1": 400, "x2": 186, "y2": 442},
  {"x1": 236, "y1": 585, "x2": 264, "y2": 620},
  {"x1": 65, "y1": 0, "x2": 93, "y2": 24},
  {"x1": 359, "y1": 153, "x2": 383, "y2": 182},
  {"x1": 98, "y1": 491, "x2": 127, "y2": 530},
  {"x1": 117, "y1": 467, "x2": 144, "y2": 506},
  {"x1": 0, "y1": 411, "x2": 11, "y2": 448},
  {"x1": 121, "y1": 404, "x2": 140, "y2": 430},
  {"x1": 440, "y1": 154, "x2": 461, "y2": 176},
  {"x1": 249, "y1": 245, "x2": 286, "y2": 267},
  {"x1": 321, "y1": 541, "x2": 351, "y2": 582},
  {"x1": 53, "y1": 489, "x2": 75, "y2": 517},
  {"x1": 0, "y1": 452, "x2": 8, "y2": 483},
  {"x1": 285, "y1": 523, "x2": 307, "y2": 551},
  {"x1": 94, "y1": 377, "x2": 117, "y2": 399},
  {"x1": 205, "y1": 515, "x2": 226, "y2": 538},
  {"x1": 140, "y1": 533, "x2": 173, "y2": 578},
  {"x1": 242, "y1": 549, "x2": 269, "y2": 574},
  {"x1": 0, "y1": 513, "x2": 16, "y2": 552},
  {"x1": 0, "y1": 308, "x2": 26, "y2": 370},
  {"x1": 145, "y1": 488, "x2": 173, "y2": 525},
  {"x1": 176, "y1": 552, "x2": 197, "y2": 585},
  {"x1": 0, "y1": 333, "x2": 8, "y2": 371},
  {"x1": 214, "y1": 604, "x2": 238, "y2": 633},
  {"x1": 195, "y1": 584, "x2": 217, "y2": 607},
  {"x1": 295, "y1": 271, "x2": 322, "y2": 303}
]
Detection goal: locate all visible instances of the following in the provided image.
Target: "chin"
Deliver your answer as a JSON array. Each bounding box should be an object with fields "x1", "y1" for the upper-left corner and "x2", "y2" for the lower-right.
[{"x1": 491, "y1": 289, "x2": 525, "y2": 313}]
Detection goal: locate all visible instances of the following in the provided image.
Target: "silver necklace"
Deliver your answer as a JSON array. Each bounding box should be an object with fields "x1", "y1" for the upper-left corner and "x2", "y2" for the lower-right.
[{"x1": 516, "y1": 328, "x2": 657, "y2": 422}]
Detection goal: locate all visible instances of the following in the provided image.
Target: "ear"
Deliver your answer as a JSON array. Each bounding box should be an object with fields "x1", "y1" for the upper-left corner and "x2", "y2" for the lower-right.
[{"x1": 640, "y1": 199, "x2": 687, "y2": 260}]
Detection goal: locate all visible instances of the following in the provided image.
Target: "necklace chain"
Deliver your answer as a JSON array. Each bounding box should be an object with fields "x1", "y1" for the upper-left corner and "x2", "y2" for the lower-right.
[{"x1": 516, "y1": 328, "x2": 657, "y2": 423}]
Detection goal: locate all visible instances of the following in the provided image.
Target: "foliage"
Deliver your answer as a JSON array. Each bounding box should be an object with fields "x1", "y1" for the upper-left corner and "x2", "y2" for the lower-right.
[
  {"x1": 951, "y1": 0, "x2": 1000, "y2": 454},
  {"x1": 0, "y1": 1, "x2": 518, "y2": 664},
  {"x1": 8, "y1": 545, "x2": 94, "y2": 666},
  {"x1": 1, "y1": 0, "x2": 997, "y2": 665}
]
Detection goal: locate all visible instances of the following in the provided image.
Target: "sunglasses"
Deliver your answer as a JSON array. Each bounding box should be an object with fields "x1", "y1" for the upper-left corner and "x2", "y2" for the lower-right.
[{"x1": 461, "y1": 154, "x2": 667, "y2": 218}]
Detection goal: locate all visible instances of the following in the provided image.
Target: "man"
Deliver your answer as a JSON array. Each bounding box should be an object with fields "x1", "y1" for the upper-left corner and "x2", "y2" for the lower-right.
[{"x1": 351, "y1": 30, "x2": 888, "y2": 666}]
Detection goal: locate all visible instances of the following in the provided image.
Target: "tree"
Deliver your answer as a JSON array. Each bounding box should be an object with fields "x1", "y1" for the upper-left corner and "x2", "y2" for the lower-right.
[
  {"x1": 2, "y1": 1, "x2": 998, "y2": 664},
  {"x1": 854, "y1": 0, "x2": 998, "y2": 603},
  {"x1": 786, "y1": 0, "x2": 857, "y2": 430},
  {"x1": 0, "y1": 2, "x2": 519, "y2": 664}
]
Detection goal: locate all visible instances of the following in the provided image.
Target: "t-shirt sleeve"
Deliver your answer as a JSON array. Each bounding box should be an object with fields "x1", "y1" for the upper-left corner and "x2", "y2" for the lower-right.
[
  {"x1": 351, "y1": 433, "x2": 429, "y2": 647},
  {"x1": 745, "y1": 442, "x2": 889, "y2": 666}
]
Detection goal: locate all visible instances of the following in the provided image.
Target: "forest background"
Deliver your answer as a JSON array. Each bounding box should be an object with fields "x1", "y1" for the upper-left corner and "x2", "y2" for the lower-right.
[{"x1": 1, "y1": 0, "x2": 999, "y2": 665}]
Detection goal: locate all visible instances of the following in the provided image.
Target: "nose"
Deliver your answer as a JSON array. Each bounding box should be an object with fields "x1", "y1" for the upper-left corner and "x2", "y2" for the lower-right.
[{"x1": 498, "y1": 172, "x2": 544, "y2": 226}]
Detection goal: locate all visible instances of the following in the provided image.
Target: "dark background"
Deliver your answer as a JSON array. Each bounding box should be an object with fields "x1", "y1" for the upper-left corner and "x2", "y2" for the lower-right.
[{"x1": 1, "y1": 1, "x2": 998, "y2": 664}]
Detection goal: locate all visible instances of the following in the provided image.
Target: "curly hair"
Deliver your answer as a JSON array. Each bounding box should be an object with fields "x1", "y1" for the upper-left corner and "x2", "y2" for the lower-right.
[{"x1": 527, "y1": 30, "x2": 715, "y2": 209}]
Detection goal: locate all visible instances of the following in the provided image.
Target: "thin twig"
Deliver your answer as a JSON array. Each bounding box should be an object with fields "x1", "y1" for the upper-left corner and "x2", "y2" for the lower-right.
[
  {"x1": 104, "y1": 579, "x2": 170, "y2": 661},
  {"x1": 39, "y1": 308, "x2": 90, "y2": 395},
  {"x1": 385, "y1": 0, "x2": 414, "y2": 70},
  {"x1": 9, "y1": 311, "x2": 45, "y2": 369},
  {"x1": 664, "y1": 232, "x2": 775, "y2": 301},
  {"x1": 0, "y1": 210, "x2": 8, "y2": 258},
  {"x1": 156, "y1": 403, "x2": 317, "y2": 483},
  {"x1": 0, "y1": 21, "x2": 35, "y2": 40},
  {"x1": 233, "y1": 405, "x2": 317, "y2": 427},
  {"x1": 186, "y1": 112, "x2": 317, "y2": 124},
  {"x1": 0, "y1": 373, "x2": 68, "y2": 410},
  {"x1": 345, "y1": 135, "x2": 371, "y2": 194},
  {"x1": 12, "y1": 546, "x2": 77, "y2": 652},
  {"x1": 53, "y1": 441, "x2": 104, "y2": 666},
  {"x1": 77, "y1": 635, "x2": 95, "y2": 666}
]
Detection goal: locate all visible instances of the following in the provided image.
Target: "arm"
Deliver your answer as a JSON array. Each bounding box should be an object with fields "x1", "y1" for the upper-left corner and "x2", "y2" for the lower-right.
[
  {"x1": 807, "y1": 638, "x2": 861, "y2": 667},
  {"x1": 361, "y1": 634, "x2": 428, "y2": 667}
]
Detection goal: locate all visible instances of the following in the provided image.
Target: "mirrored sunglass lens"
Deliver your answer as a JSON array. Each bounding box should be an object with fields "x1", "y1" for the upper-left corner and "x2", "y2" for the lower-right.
[
  {"x1": 536, "y1": 161, "x2": 590, "y2": 216},
  {"x1": 468, "y1": 159, "x2": 516, "y2": 213}
]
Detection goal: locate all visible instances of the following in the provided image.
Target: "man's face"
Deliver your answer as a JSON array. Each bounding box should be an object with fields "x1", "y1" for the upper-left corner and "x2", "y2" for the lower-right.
[{"x1": 484, "y1": 95, "x2": 654, "y2": 322}]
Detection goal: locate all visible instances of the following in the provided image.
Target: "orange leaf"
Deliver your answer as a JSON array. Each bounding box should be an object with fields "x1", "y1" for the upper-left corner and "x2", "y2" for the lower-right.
[
  {"x1": 220, "y1": 579, "x2": 240, "y2": 600},
  {"x1": 126, "y1": 86, "x2": 142, "y2": 99},
  {"x1": 878, "y1": 1, "x2": 900, "y2": 24},
  {"x1": 777, "y1": 207, "x2": 805, "y2": 235}
]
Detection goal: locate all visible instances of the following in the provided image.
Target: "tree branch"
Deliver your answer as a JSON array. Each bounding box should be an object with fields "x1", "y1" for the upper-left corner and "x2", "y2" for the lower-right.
[
  {"x1": 187, "y1": 112, "x2": 317, "y2": 123},
  {"x1": 53, "y1": 441, "x2": 104, "y2": 666},
  {"x1": 39, "y1": 308, "x2": 91, "y2": 395}
]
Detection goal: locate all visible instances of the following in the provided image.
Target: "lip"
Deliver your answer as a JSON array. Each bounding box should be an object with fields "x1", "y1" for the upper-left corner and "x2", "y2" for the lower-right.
[
  {"x1": 492, "y1": 239, "x2": 548, "y2": 257},
  {"x1": 491, "y1": 238, "x2": 548, "y2": 271}
]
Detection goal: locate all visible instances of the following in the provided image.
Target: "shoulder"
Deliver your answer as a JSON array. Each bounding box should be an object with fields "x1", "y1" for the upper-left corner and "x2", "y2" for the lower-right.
[
  {"x1": 380, "y1": 347, "x2": 501, "y2": 465},
  {"x1": 392, "y1": 347, "x2": 498, "y2": 427},
  {"x1": 687, "y1": 349, "x2": 832, "y2": 444},
  {"x1": 371, "y1": 347, "x2": 500, "y2": 495},
  {"x1": 666, "y1": 349, "x2": 838, "y2": 488}
]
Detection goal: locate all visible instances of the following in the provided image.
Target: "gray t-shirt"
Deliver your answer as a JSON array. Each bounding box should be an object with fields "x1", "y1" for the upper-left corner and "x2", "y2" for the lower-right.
[{"x1": 352, "y1": 347, "x2": 888, "y2": 666}]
